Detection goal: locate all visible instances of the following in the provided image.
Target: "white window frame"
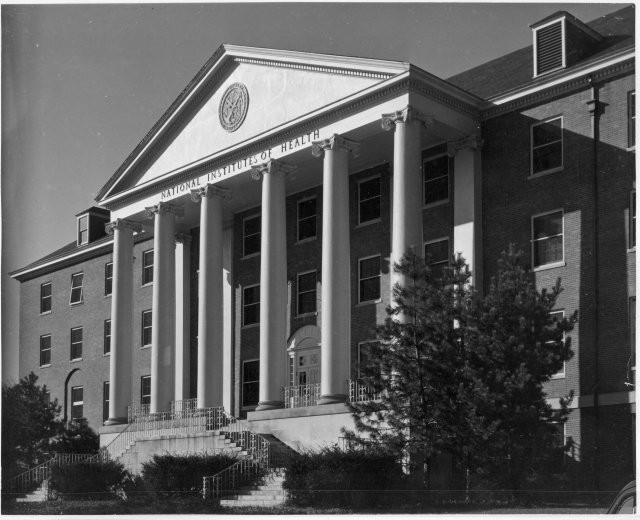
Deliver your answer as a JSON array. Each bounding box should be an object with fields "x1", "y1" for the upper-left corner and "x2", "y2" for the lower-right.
[
  {"x1": 140, "y1": 375, "x2": 151, "y2": 406},
  {"x1": 531, "y1": 209, "x2": 565, "y2": 271},
  {"x1": 77, "y1": 214, "x2": 89, "y2": 246},
  {"x1": 241, "y1": 358, "x2": 260, "y2": 409},
  {"x1": 357, "y1": 175, "x2": 381, "y2": 226},
  {"x1": 296, "y1": 270, "x2": 318, "y2": 317},
  {"x1": 358, "y1": 254, "x2": 382, "y2": 304},
  {"x1": 242, "y1": 283, "x2": 260, "y2": 327},
  {"x1": 105, "y1": 262, "x2": 113, "y2": 296},
  {"x1": 629, "y1": 190, "x2": 636, "y2": 251},
  {"x1": 71, "y1": 385, "x2": 84, "y2": 420},
  {"x1": 242, "y1": 213, "x2": 261, "y2": 258},
  {"x1": 424, "y1": 236, "x2": 451, "y2": 271},
  {"x1": 296, "y1": 196, "x2": 317, "y2": 243},
  {"x1": 549, "y1": 309, "x2": 566, "y2": 379},
  {"x1": 141, "y1": 310, "x2": 152, "y2": 348},
  {"x1": 70, "y1": 326, "x2": 83, "y2": 361},
  {"x1": 628, "y1": 91, "x2": 636, "y2": 150},
  {"x1": 69, "y1": 272, "x2": 84, "y2": 305},
  {"x1": 39, "y1": 334, "x2": 52, "y2": 367},
  {"x1": 532, "y1": 17, "x2": 566, "y2": 78},
  {"x1": 422, "y1": 151, "x2": 450, "y2": 208},
  {"x1": 40, "y1": 281, "x2": 52, "y2": 314},
  {"x1": 103, "y1": 381, "x2": 110, "y2": 423},
  {"x1": 530, "y1": 116, "x2": 563, "y2": 177},
  {"x1": 104, "y1": 319, "x2": 111, "y2": 355},
  {"x1": 142, "y1": 249, "x2": 154, "y2": 286}
]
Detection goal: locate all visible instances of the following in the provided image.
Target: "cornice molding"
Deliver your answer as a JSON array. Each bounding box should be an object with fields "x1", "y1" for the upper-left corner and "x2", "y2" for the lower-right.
[
  {"x1": 234, "y1": 56, "x2": 393, "y2": 79},
  {"x1": 311, "y1": 134, "x2": 360, "y2": 158}
]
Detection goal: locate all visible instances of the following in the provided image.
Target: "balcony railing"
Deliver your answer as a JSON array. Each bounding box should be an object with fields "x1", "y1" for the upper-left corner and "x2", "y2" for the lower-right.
[
  {"x1": 283, "y1": 383, "x2": 321, "y2": 408},
  {"x1": 171, "y1": 398, "x2": 198, "y2": 417},
  {"x1": 348, "y1": 379, "x2": 382, "y2": 402}
]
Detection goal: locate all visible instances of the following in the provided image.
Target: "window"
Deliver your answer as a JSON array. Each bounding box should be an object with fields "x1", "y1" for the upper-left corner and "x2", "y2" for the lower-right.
[
  {"x1": 70, "y1": 327, "x2": 83, "y2": 360},
  {"x1": 43, "y1": 391, "x2": 50, "y2": 405},
  {"x1": 140, "y1": 376, "x2": 151, "y2": 406},
  {"x1": 549, "y1": 310, "x2": 565, "y2": 378},
  {"x1": 358, "y1": 177, "x2": 381, "y2": 224},
  {"x1": 103, "y1": 381, "x2": 110, "y2": 423},
  {"x1": 77, "y1": 215, "x2": 88, "y2": 245},
  {"x1": 628, "y1": 91, "x2": 635, "y2": 148},
  {"x1": 532, "y1": 210, "x2": 564, "y2": 269},
  {"x1": 105, "y1": 262, "x2": 113, "y2": 296},
  {"x1": 142, "y1": 250, "x2": 154, "y2": 285},
  {"x1": 297, "y1": 197, "x2": 317, "y2": 242},
  {"x1": 39, "y1": 335, "x2": 51, "y2": 366},
  {"x1": 359, "y1": 255, "x2": 381, "y2": 303},
  {"x1": 423, "y1": 153, "x2": 450, "y2": 205},
  {"x1": 243, "y1": 215, "x2": 261, "y2": 257},
  {"x1": 533, "y1": 20, "x2": 564, "y2": 76},
  {"x1": 242, "y1": 360, "x2": 259, "y2": 408},
  {"x1": 141, "y1": 310, "x2": 152, "y2": 347},
  {"x1": 40, "y1": 282, "x2": 52, "y2": 314},
  {"x1": 71, "y1": 386, "x2": 84, "y2": 420},
  {"x1": 243, "y1": 285, "x2": 260, "y2": 326},
  {"x1": 297, "y1": 271, "x2": 317, "y2": 315},
  {"x1": 69, "y1": 272, "x2": 84, "y2": 305},
  {"x1": 630, "y1": 191, "x2": 636, "y2": 249},
  {"x1": 425, "y1": 237, "x2": 450, "y2": 278},
  {"x1": 630, "y1": 296, "x2": 636, "y2": 369},
  {"x1": 548, "y1": 421, "x2": 566, "y2": 449},
  {"x1": 104, "y1": 319, "x2": 111, "y2": 355},
  {"x1": 531, "y1": 117, "x2": 563, "y2": 175}
]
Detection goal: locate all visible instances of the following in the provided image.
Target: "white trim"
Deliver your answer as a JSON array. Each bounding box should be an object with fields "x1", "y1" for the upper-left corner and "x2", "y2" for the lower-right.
[
  {"x1": 296, "y1": 196, "x2": 317, "y2": 243},
  {"x1": 39, "y1": 334, "x2": 52, "y2": 367},
  {"x1": 141, "y1": 309, "x2": 152, "y2": 348},
  {"x1": 76, "y1": 214, "x2": 89, "y2": 246},
  {"x1": 530, "y1": 116, "x2": 563, "y2": 177},
  {"x1": 296, "y1": 269, "x2": 318, "y2": 317},
  {"x1": 242, "y1": 283, "x2": 260, "y2": 327},
  {"x1": 40, "y1": 281, "x2": 52, "y2": 314},
  {"x1": 242, "y1": 213, "x2": 261, "y2": 259},
  {"x1": 141, "y1": 249, "x2": 154, "y2": 286},
  {"x1": 531, "y1": 208, "x2": 564, "y2": 270},
  {"x1": 70, "y1": 326, "x2": 83, "y2": 361},
  {"x1": 358, "y1": 175, "x2": 382, "y2": 226},
  {"x1": 358, "y1": 254, "x2": 381, "y2": 304},
  {"x1": 104, "y1": 262, "x2": 113, "y2": 296},
  {"x1": 69, "y1": 272, "x2": 84, "y2": 306}
]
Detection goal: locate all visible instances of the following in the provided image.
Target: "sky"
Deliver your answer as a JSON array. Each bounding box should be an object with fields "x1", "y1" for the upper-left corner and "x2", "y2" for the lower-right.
[{"x1": 1, "y1": 1, "x2": 629, "y2": 383}]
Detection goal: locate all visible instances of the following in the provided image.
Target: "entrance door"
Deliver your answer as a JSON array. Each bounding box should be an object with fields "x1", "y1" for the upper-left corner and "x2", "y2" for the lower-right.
[{"x1": 296, "y1": 349, "x2": 320, "y2": 386}]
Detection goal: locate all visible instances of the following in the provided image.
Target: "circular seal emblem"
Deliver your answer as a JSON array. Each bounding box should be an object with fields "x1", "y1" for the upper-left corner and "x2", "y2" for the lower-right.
[{"x1": 219, "y1": 83, "x2": 249, "y2": 132}]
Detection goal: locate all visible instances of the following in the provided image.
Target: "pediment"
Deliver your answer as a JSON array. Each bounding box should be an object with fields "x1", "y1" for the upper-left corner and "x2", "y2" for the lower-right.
[{"x1": 99, "y1": 45, "x2": 407, "y2": 201}]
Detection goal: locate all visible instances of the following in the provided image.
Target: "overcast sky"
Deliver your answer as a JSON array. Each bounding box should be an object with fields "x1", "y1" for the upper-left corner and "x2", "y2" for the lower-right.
[{"x1": 1, "y1": 2, "x2": 627, "y2": 382}]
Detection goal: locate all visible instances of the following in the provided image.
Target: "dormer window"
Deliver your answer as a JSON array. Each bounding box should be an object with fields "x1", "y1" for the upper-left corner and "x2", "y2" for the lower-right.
[
  {"x1": 77, "y1": 215, "x2": 89, "y2": 246},
  {"x1": 75, "y1": 207, "x2": 110, "y2": 246},
  {"x1": 534, "y1": 20, "x2": 564, "y2": 77}
]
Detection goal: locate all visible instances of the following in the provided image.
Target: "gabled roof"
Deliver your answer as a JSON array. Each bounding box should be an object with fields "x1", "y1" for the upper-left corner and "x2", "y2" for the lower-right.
[{"x1": 446, "y1": 5, "x2": 634, "y2": 100}]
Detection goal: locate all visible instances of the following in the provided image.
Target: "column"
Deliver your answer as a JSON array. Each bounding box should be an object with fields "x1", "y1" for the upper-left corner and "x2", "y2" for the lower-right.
[
  {"x1": 190, "y1": 185, "x2": 230, "y2": 409},
  {"x1": 174, "y1": 233, "x2": 191, "y2": 403},
  {"x1": 251, "y1": 159, "x2": 295, "y2": 410},
  {"x1": 447, "y1": 135, "x2": 483, "y2": 289},
  {"x1": 311, "y1": 134, "x2": 360, "y2": 405},
  {"x1": 145, "y1": 202, "x2": 183, "y2": 414},
  {"x1": 105, "y1": 219, "x2": 142, "y2": 424},
  {"x1": 382, "y1": 105, "x2": 426, "y2": 298}
]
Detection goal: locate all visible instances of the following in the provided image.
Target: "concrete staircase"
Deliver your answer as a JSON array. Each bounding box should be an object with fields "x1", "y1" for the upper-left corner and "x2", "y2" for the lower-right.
[
  {"x1": 219, "y1": 470, "x2": 286, "y2": 508},
  {"x1": 15, "y1": 480, "x2": 48, "y2": 502}
]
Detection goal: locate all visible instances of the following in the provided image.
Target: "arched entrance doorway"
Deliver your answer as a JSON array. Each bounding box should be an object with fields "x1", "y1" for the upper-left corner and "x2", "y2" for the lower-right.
[{"x1": 286, "y1": 325, "x2": 321, "y2": 407}]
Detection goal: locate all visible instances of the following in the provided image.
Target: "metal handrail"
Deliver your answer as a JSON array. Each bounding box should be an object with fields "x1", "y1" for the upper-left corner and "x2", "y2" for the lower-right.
[
  {"x1": 283, "y1": 382, "x2": 321, "y2": 408},
  {"x1": 348, "y1": 378, "x2": 382, "y2": 402}
]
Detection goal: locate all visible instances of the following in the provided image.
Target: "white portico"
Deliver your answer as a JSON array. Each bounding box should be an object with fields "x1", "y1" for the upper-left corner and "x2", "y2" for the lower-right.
[{"x1": 98, "y1": 45, "x2": 484, "y2": 440}]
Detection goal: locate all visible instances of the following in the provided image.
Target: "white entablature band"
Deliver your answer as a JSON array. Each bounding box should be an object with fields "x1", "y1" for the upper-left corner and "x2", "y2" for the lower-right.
[
  {"x1": 446, "y1": 134, "x2": 484, "y2": 157},
  {"x1": 144, "y1": 201, "x2": 185, "y2": 219},
  {"x1": 250, "y1": 159, "x2": 297, "y2": 180},
  {"x1": 311, "y1": 134, "x2": 360, "y2": 158},
  {"x1": 105, "y1": 218, "x2": 143, "y2": 235},
  {"x1": 381, "y1": 105, "x2": 434, "y2": 131},
  {"x1": 190, "y1": 184, "x2": 232, "y2": 203}
]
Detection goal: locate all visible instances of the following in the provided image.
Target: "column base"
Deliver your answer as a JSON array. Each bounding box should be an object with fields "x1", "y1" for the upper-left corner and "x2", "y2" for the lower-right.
[
  {"x1": 104, "y1": 417, "x2": 128, "y2": 426},
  {"x1": 318, "y1": 393, "x2": 347, "y2": 405},
  {"x1": 256, "y1": 400, "x2": 284, "y2": 411}
]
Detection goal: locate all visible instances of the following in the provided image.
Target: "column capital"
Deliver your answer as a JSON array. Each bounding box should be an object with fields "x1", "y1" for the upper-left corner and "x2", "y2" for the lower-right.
[
  {"x1": 311, "y1": 134, "x2": 360, "y2": 159},
  {"x1": 250, "y1": 159, "x2": 296, "y2": 180},
  {"x1": 105, "y1": 218, "x2": 143, "y2": 235},
  {"x1": 381, "y1": 105, "x2": 434, "y2": 131},
  {"x1": 175, "y1": 233, "x2": 192, "y2": 245},
  {"x1": 144, "y1": 202, "x2": 184, "y2": 219},
  {"x1": 190, "y1": 184, "x2": 231, "y2": 203},
  {"x1": 446, "y1": 134, "x2": 484, "y2": 157}
]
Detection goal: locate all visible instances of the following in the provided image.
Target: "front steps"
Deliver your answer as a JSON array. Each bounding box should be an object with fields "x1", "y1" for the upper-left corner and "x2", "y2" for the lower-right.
[
  {"x1": 219, "y1": 471, "x2": 286, "y2": 508},
  {"x1": 15, "y1": 481, "x2": 48, "y2": 502}
]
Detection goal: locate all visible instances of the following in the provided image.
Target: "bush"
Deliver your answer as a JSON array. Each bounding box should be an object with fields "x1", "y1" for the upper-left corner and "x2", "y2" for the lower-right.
[
  {"x1": 50, "y1": 419, "x2": 100, "y2": 454},
  {"x1": 282, "y1": 445, "x2": 406, "y2": 509},
  {"x1": 49, "y1": 460, "x2": 129, "y2": 500},
  {"x1": 140, "y1": 453, "x2": 239, "y2": 498}
]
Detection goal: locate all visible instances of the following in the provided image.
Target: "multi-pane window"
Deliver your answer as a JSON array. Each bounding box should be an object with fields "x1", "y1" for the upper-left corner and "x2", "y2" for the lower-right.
[
  {"x1": 359, "y1": 255, "x2": 381, "y2": 303},
  {"x1": 105, "y1": 262, "x2": 113, "y2": 296},
  {"x1": 423, "y1": 153, "x2": 450, "y2": 205},
  {"x1": 242, "y1": 360, "x2": 259, "y2": 408},
  {"x1": 297, "y1": 197, "x2": 317, "y2": 242},
  {"x1": 103, "y1": 381, "x2": 110, "y2": 423},
  {"x1": 142, "y1": 250, "x2": 154, "y2": 285},
  {"x1": 531, "y1": 116, "x2": 563, "y2": 175},
  {"x1": 630, "y1": 296, "x2": 636, "y2": 369},
  {"x1": 70, "y1": 327, "x2": 83, "y2": 360},
  {"x1": 40, "y1": 335, "x2": 52, "y2": 366},
  {"x1": 628, "y1": 91, "x2": 635, "y2": 148},
  {"x1": 141, "y1": 310, "x2": 152, "y2": 347},
  {"x1": 630, "y1": 191, "x2": 636, "y2": 249},
  {"x1": 104, "y1": 319, "x2": 111, "y2": 355},
  {"x1": 425, "y1": 237, "x2": 450, "y2": 278},
  {"x1": 69, "y1": 272, "x2": 84, "y2": 305},
  {"x1": 40, "y1": 282, "x2": 52, "y2": 314},
  {"x1": 243, "y1": 285, "x2": 260, "y2": 326},
  {"x1": 77, "y1": 215, "x2": 88, "y2": 245},
  {"x1": 243, "y1": 215, "x2": 261, "y2": 257},
  {"x1": 358, "y1": 177, "x2": 381, "y2": 224},
  {"x1": 140, "y1": 376, "x2": 151, "y2": 406},
  {"x1": 71, "y1": 386, "x2": 84, "y2": 420},
  {"x1": 549, "y1": 310, "x2": 565, "y2": 378},
  {"x1": 532, "y1": 210, "x2": 564, "y2": 268},
  {"x1": 297, "y1": 271, "x2": 317, "y2": 315}
]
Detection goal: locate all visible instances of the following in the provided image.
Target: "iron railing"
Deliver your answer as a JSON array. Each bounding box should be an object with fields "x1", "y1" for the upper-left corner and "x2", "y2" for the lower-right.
[
  {"x1": 171, "y1": 398, "x2": 198, "y2": 417},
  {"x1": 283, "y1": 383, "x2": 321, "y2": 408},
  {"x1": 127, "y1": 403, "x2": 150, "y2": 423},
  {"x1": 348, "y1": 379, "x2": 382, "y2": 402}
]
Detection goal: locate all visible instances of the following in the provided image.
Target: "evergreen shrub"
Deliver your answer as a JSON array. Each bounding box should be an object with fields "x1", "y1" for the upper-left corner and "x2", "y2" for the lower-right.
[{"x1": 49, "y1": 460, "x2": 129, "y2": 500}]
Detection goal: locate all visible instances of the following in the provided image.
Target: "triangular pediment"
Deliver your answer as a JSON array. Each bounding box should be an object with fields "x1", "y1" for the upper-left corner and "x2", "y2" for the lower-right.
[{"x1": 98, "y1": 45, "x2": 408, "y2": 202}]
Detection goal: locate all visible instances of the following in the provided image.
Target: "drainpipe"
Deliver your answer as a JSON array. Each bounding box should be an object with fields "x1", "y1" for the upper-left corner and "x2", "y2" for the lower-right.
[{"x1": 586, "y1": 75, "x2": 601, "y2": 491}]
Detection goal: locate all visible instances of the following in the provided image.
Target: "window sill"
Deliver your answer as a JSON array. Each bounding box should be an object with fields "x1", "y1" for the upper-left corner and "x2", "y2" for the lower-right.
[
  {"x1": 529, "y1": 166, "x2": 563, "y2": 179},
  {"x1": 296, "y1": 237, "x2": 317, "y2": 246},
  {"x1": 69, "y1": 301, "x2": 84, "y2": 307},
  {"x1": 242, "y1": 323, "x2": 260, "y2": 330},
  {"x1": 295, "y1": 312, "x2": 318, "y2": 319},
  {"x1": 550, "y1": 373, "x2": 566, "y2": 380},
  {"x1": 39, "y1": 364, "x2": 51, "y2": 369},
  {"x1": 141, "y1": 282, "x2": 153, "y2": 288},
  {"x1": 356, "y1": 218, "x2": 381, "y2": 229},
  {"x1": 626, "y1": 146, "x2": 635, "y2": 152},
  {"x1": 242, "y1": 252, "x2": 260, "y2": 261},
  {"x1": 628, "y1": 247, "x2": 636, "y2": 253},
  {"x1": 141, "y1": 345, "x2": 151, "y2": 350},
  {"x1": 70, "y1": 358, "x2": 83, "y2": 363},
  {"x1": 533, "y1": 261, "x2": 565, "y2": 272},
  {"x1": 104, "y1": 294, "x2": 112, "y2": 298},
  {"x1": 103, "y1": 352, "x2": 111, "y2": 357},
  {"x1": 40, "y1": 311, "x2": 52, "y2": 316},
  {"x1": 356, "y1": 299, "x2": 382, "y2": 308},
  {"x1": 423, "y1": 199, "x2": 449, "y2": 210}
]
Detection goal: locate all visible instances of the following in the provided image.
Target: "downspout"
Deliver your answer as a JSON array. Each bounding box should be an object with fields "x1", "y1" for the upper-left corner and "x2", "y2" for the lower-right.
[{"x1": 586, "y1": 75, "x2": 601, "y2": 491}]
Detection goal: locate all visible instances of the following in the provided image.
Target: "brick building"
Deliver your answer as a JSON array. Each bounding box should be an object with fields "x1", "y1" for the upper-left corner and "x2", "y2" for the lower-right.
[{"x1": 11, "y1": 5, "x2": 635, "y2": 490}]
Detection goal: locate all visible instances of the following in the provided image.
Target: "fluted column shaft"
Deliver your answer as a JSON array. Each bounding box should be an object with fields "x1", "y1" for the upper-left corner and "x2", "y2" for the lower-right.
[
  {"x1": 105, "y1": 219, "x2": 141, "y2": 425},
  {"x1": 312, "y1": 135, "x2": 360, "y2": 405}
]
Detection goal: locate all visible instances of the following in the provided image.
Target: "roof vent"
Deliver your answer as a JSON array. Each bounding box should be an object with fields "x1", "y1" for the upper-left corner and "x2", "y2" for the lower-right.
[{"x1": 535, "y1": 21, "x2": 563, "y2": 75}]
